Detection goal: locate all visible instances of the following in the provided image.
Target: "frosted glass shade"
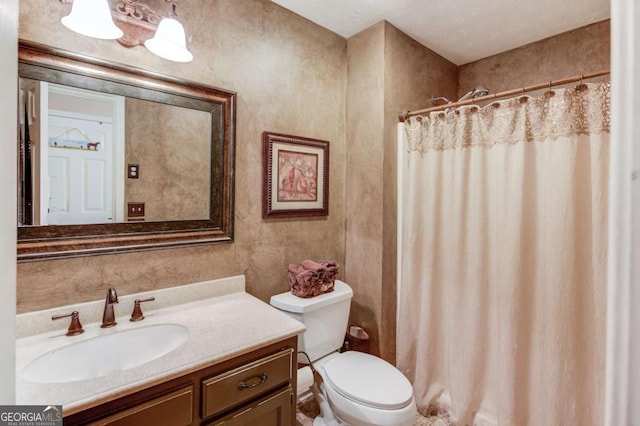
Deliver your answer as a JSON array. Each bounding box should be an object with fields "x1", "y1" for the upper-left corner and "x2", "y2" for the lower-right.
[
  {"x1": 61, "y1": 0, "x2": 123, "y2": 40},
  {"x1": 144, "y1": 18, "x2": 193, "y2": 63}
]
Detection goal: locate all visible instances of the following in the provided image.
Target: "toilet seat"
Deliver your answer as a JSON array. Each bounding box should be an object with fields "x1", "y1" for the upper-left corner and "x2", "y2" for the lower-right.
[{"x1": 322, "y1": 351, "x2": 414, "y2": 410}]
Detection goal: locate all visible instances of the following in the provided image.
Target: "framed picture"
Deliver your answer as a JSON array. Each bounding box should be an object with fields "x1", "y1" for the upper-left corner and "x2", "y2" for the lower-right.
[{"x1": 262, "y1": 131, "x2": 329, "y2": 218}]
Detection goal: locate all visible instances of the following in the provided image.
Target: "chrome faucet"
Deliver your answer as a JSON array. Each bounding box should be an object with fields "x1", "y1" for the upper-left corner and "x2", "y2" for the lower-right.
[{"x1": 101, "y1": 287, "x2": 119, "y2": 328}]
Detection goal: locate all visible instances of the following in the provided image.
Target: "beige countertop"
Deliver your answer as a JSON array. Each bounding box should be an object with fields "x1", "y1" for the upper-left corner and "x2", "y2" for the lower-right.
[{"x1": 15, "y1": 278, "x2": 304, "y2": 416}]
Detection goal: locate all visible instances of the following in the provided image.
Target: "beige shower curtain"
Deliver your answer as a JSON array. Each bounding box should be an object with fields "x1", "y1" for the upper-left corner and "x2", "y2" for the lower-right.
[{"x1": 398, "y1": 82, "x2": 610, "y2": 425}]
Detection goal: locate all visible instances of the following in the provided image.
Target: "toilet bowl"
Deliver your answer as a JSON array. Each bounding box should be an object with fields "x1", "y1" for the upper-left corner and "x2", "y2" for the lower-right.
[
  {"x1": 270, "y1": 280, "x2": 417, "y2": 426},
  {"x1": 314, "y1": 351, "x2": 416, "y2": 426}
]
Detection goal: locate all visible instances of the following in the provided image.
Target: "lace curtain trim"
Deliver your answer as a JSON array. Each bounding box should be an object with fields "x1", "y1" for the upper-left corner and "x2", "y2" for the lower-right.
[{"x1": 404, "y1": 81, "x2": 611, "y2": 152}]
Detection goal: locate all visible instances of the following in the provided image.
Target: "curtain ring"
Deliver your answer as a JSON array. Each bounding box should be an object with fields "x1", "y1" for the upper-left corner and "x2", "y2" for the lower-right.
[
  {"x1": 546, "y1": 80, "x2": 556, "y2": 98},
  {"x1": 517, "y1": 87, "x2": 526, "y2": 103},
  {"x1": 576, "y1": 74, "x2": 587, "y2": 91}
]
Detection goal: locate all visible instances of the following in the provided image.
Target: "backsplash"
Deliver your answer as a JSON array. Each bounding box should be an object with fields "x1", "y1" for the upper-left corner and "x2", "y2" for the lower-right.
[{"x1": 16, "y1": 275, "x2": 245, "y2": 338}]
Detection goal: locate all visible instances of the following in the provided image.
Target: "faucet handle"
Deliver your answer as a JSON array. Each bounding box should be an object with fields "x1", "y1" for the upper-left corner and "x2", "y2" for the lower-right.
[
  {"x1": 52, "y1": 311, "x2": 84, "y2": 336},
  {"x1": 130, "y1": 297, "x2": 155, "y2": 322}
]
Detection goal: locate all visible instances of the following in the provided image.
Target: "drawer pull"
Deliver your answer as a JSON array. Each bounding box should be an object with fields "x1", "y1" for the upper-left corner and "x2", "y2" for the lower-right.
[{"x1": 237, "y1": 373, "x2": 268, "y2": 390}]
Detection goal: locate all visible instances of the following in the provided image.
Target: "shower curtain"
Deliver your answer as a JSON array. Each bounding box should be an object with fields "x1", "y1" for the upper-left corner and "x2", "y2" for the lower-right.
[{"x1": 398, "y1": 81, "x2": 610, "y2": 425}]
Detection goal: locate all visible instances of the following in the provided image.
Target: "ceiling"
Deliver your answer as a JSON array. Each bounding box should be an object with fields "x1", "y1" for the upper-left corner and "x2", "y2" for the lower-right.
[{"x1": 271, "y1": 0, "x2": 610, "y2": 65}]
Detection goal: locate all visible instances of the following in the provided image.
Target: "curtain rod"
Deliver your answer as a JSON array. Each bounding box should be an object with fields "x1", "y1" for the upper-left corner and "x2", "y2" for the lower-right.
[{"x1": 399, "y1": 69, "x2": 611, "y2": 122}]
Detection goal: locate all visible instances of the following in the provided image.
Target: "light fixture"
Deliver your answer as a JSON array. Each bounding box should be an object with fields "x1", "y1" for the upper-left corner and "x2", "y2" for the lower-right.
[
  {"x1": 61, "y1": 0, "x2": 123, "y2": 40},
  {"x1": 59, "y1": 0, "x2": 193, "y2": 62},
  {"x1": 144, "y1": 4, "x2": 193, "y2": 63}
]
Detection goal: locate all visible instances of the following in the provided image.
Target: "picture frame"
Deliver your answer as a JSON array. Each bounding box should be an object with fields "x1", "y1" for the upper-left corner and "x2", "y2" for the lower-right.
[{"x1": 262, "y1": 131, "x2": 329, "y2": 218}]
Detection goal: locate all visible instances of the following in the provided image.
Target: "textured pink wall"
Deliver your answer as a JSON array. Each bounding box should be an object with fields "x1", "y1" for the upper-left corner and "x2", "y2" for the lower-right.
[
  {"x1": 346, "y1": 22, "x2": 457, "y2": 361},
  {"x1": 345, "y1": 22, "x2": 386, "y2": 358},
  {"x1": 125, "y1": 98, "x2": 210, "y2": 221},
  {"x1": 458, "y1": 20, "x2": 610, "y2": 98},
  {"x1": 17, "y1": 0, "x2": 347, "y2": 313}
]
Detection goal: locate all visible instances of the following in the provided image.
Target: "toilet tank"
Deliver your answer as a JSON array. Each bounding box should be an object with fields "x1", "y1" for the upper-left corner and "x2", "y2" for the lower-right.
[{"x1": 270, "y1": 280, "x2": 353, "y2": 363}]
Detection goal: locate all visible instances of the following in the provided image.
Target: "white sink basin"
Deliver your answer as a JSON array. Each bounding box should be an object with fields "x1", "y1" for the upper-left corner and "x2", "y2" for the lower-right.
[{"x1": 22, "y1": 324, "x2": 189, "y2": 383}]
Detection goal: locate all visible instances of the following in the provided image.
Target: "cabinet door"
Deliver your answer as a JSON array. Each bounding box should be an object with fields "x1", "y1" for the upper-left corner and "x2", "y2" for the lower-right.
[
  {"x1": 210, "y1": 387, "x2": 292, "y2": 426},
  {"x1": 87, "y1": 386, "x2": 193, "y2": 426}
]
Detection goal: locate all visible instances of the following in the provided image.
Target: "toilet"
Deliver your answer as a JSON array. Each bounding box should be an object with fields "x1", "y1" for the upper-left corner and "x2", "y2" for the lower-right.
[{"x1": 270, "y1": 280, "x2": 416, "y2": 426}]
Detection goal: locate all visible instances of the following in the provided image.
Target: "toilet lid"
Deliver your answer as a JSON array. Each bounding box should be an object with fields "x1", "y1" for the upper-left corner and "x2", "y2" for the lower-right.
[{"x1": 322, "y1": 351, "x2": 414, "y2": 410}]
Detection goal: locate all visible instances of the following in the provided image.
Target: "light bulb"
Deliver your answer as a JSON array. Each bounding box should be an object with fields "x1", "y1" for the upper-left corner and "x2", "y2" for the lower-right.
[
  {"x1": 61, "y1": 0, "x2": 123, "y2": 40},
  {"x1": 144, "y1": 18, "x2": 193, "y2": 63}
]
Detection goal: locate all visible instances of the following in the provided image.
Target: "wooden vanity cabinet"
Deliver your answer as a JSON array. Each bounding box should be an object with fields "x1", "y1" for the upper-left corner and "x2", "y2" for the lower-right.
[{"x1": 64, "y1": 337, "x2": 297, "y2": 426}]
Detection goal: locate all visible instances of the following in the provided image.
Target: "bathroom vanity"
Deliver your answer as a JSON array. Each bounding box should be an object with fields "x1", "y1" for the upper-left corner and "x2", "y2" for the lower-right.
[
  {"x1": 15, "y1": 277, "x2": 305, "y2": 425},
  {"x1": 65, "y1": 337, "x2": 297, "y2": 425}
]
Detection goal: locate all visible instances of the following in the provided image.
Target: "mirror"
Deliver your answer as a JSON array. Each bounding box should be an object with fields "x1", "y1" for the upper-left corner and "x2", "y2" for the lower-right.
[{"x1": 17, "y1": 41, "x2": 236, "y2": 261}]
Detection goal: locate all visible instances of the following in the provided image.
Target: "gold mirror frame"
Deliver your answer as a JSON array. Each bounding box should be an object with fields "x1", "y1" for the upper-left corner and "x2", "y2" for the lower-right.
[{"x1": 17, "y1": 41, "x2": 235, "y2": 262}]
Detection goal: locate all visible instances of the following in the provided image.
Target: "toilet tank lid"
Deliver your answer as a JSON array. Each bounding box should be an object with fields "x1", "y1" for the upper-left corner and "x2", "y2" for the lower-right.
[{"x1": 270, "y1": 280, "x2": 353, "y2": 313}]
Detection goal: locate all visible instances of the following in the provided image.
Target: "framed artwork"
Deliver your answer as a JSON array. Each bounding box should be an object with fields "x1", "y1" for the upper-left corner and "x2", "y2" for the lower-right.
[{"x1": 262, "y1": 131, "x2": 329, "y2": 218}]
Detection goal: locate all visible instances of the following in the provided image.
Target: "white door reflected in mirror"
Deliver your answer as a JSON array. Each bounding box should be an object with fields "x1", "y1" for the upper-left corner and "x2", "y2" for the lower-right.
[
  {"x1": 47, "y1": 115, "x2": 116, "y2": 225},
  {"x1": 26, "y1": 81, "x2": 126, "y2": 226}
]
